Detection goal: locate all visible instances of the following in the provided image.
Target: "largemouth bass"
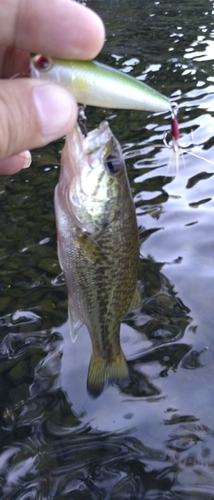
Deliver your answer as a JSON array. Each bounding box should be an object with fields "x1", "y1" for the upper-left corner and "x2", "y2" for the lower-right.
[
  {"x1": 55, "y1": 121, "x2": 141, "y2": 397},
  {"x1": 31, "y1": 55, "x2": 171, "y2": 113}
]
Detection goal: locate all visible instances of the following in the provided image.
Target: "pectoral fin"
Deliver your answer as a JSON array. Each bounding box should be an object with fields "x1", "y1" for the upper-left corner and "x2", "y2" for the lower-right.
[
  {"x1": 127, "y1": 284, "x2": 141, "y2": 313},
  {"x1": 68, "y1": 299, "x2": 82, "y2": 342},
  {"x1": 56, "y1": 238, "x2": 64, "y2": 272}
]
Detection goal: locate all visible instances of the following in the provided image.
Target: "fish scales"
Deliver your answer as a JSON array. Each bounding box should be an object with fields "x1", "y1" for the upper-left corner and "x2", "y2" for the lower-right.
[{"x1": 55, "y1": 121, "x2": 141, "y2": 397}]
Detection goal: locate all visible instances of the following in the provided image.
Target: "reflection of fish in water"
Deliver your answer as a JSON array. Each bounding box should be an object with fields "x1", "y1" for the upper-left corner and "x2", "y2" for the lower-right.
[{"x1": 54, "y1": 121, "x2": 141, "y2": 397}]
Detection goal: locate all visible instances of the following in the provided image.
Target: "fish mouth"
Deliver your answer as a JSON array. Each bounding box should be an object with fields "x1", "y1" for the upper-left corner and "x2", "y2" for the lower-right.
[
  {"x1": 70, "y1": 120, "x2": 113, "y2": 159},
  {"x1": 86, "y1": 120, "x2": 110, "y2": 139},
  {"x1": 84, "y1": 121, "x2": 113, "y2": 152}
]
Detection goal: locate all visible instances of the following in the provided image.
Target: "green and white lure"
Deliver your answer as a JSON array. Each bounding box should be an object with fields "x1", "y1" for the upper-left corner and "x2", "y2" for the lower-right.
[
  {"x1": 30, "y1": 54, "x2": 171, "y2": 113},
  {"x1": 30, "y1": 55, "x2": 214, "y2": 171}
]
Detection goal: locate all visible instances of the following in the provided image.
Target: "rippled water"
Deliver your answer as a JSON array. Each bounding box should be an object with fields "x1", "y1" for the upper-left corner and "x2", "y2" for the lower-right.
[{"x1": 1, "y1": 0, "x2": 214, "y2": 498}]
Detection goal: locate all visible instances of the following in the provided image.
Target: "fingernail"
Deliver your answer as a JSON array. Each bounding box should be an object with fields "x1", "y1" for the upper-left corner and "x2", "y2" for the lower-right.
[
  {"x1": 33, "y1": 84, "x2": 75, "y2": 138},
  {"x1": 19, "y1": 150, "x2": 32, "y2": 169}
]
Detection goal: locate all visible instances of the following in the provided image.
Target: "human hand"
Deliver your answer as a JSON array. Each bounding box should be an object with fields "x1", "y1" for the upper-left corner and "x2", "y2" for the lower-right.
[{"x1": 0, "y1": 0, "x2": 105, "y2": 174}]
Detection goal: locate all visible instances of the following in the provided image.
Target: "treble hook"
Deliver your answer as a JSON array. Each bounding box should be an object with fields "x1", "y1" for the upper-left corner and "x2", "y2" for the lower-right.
[
  {"x1": 163, "y1": 101, "x2": 181, "y2": 151},
  {"x1": 78, "y1": 105, "x2": 88, "y2": 137},
  {"x1": 163, "y1": 101, "x2": 214, "y2": 170}
]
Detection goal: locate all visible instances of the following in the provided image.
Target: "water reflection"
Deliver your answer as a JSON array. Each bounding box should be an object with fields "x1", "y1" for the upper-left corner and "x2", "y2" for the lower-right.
[
  {"x1": 1, "y1": 290, "x2": 213, "y2": 500},
  {"x1": 0, "y1": 291, "x2": 213, "y2": 498},
  {"x1": 0, "y1": 319, "x2": 214, "y2": 500}
]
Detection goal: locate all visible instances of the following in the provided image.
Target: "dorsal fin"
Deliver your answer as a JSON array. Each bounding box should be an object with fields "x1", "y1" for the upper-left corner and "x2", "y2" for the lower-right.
[{"x1": 127, "y1": 285, "x2": 141, "y2": 313}]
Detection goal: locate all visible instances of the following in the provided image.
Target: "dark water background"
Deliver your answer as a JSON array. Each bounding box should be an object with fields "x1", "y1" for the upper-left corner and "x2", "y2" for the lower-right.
[{"x1": 1, "y1": 0, "x2": 214, "y2": 498}]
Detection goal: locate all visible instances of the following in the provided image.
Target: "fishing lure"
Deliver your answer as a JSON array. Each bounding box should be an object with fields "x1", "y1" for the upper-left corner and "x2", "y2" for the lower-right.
[
  {"x1": 30, "y1": 54, "x2": 171, "y2": 113},
  {"x1": 164, "y1": 102, "x2": 214, "y2": 170},
  {"x1": 30, "y1": 55, "x2": 213, "y2": 170},
  {"x1": 124, "y1": 102, "x2": 214, "y2": 170}
]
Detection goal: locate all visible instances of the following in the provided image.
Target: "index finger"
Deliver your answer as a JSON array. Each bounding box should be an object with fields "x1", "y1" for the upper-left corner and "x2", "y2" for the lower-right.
[{"x1": 0, "y1": 0, "x2": 105, "y2": 60}]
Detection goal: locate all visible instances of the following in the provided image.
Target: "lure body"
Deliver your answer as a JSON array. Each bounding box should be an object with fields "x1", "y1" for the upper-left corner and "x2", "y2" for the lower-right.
[{"x1": 31, "y1": 55, "x2": 171, "y2": 113}]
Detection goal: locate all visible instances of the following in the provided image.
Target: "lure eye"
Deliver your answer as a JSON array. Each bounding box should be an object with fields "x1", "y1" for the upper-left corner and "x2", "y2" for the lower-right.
[
  {"x1": 104, "y1": 154, "x2": 121, "y2": 175},
  {"x1": 34, "y1": 55, "x2": 51, "y2": 71}
]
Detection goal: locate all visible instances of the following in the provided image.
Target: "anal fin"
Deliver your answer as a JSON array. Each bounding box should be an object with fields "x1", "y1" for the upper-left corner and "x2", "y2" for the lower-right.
[{"x1": 68, "y1": 299, "x2": 82, "y2": 342}]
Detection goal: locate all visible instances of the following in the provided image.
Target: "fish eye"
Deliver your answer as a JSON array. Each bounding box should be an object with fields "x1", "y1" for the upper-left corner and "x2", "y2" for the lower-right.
[
  {"x1": 104, "y1": 154, "x2": 121, "y2": 175},
  {"x1": 34, "y1": 55, "x2": 52, "y2": 71}
]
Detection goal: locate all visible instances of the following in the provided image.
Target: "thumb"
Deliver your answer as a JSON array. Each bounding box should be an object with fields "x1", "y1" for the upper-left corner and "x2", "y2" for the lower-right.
[
  {"x1": 0, "y1": 78, "x2": 78, "y2": 171},
  {"x1": 0, "y1": 151, "x2": 32, "y2": 175}
]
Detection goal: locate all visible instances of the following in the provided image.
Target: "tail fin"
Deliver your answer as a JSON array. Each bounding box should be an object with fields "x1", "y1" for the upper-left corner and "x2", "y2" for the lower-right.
[{"x1": 87, "y1": 350, "x2": 129, "y2": 398}]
